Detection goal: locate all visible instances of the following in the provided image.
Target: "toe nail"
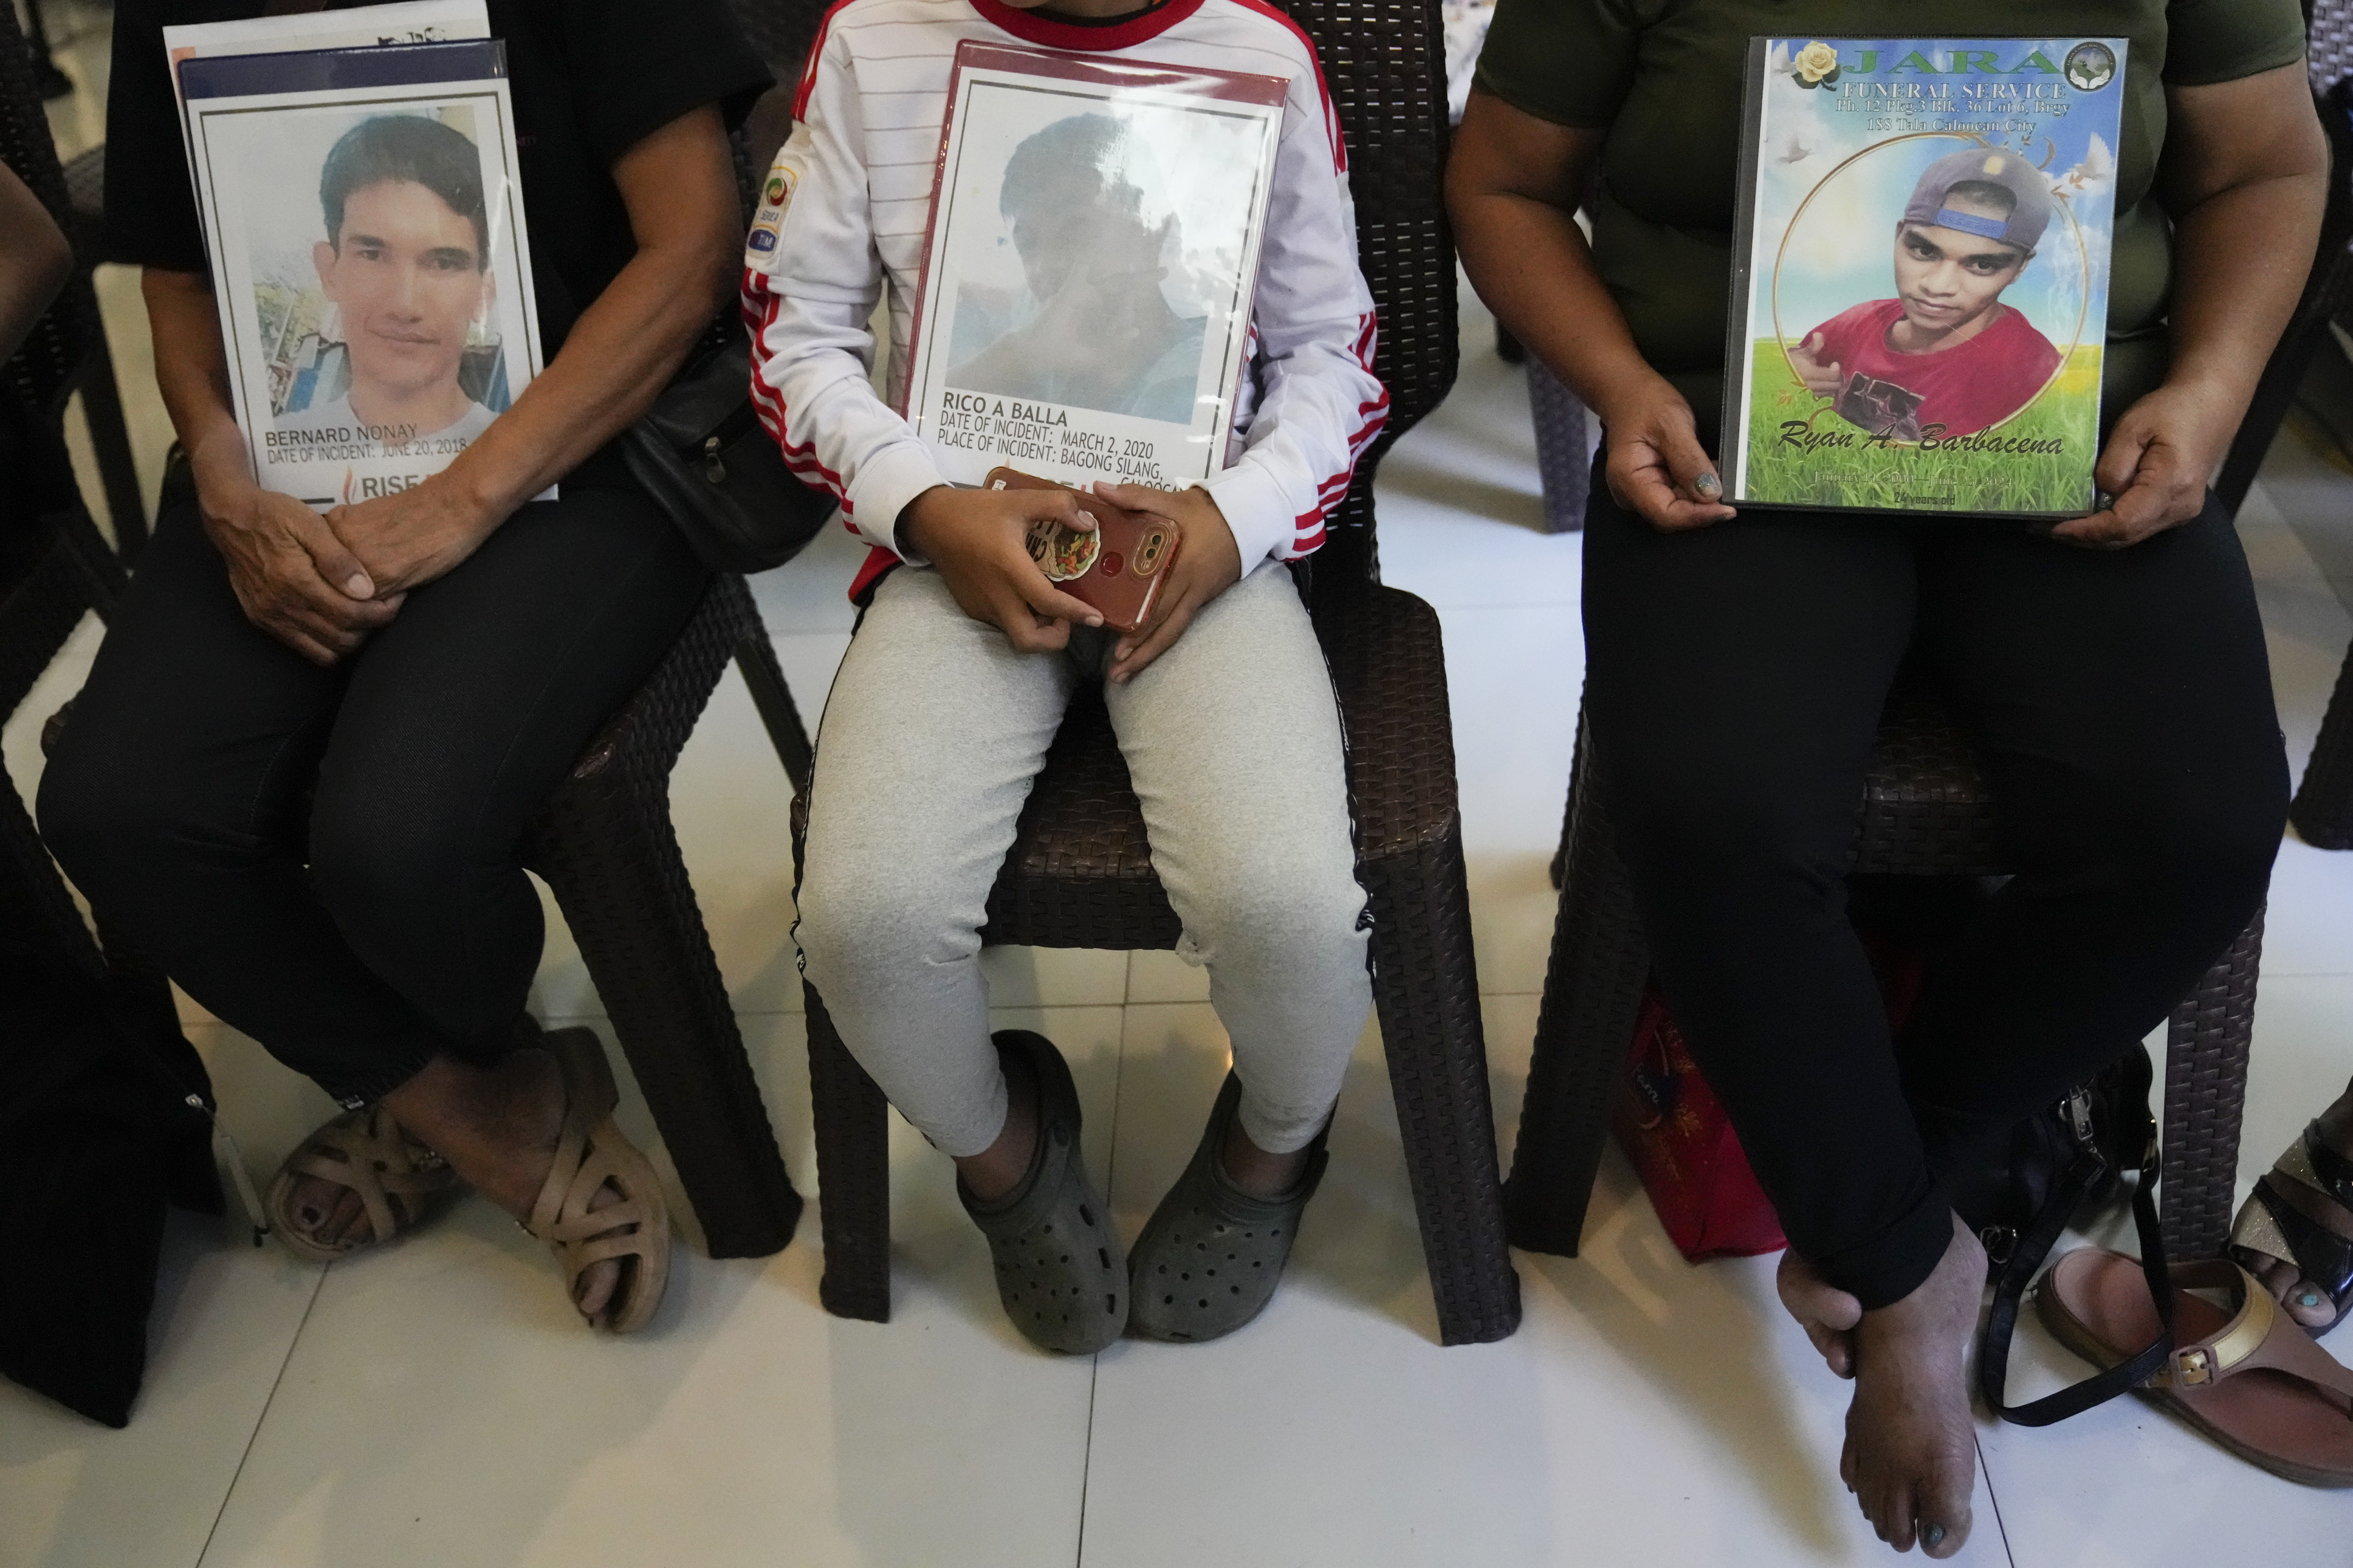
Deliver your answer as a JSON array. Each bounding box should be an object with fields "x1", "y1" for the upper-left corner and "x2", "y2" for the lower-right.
[
  {"x1": 1922, "y1": 1523, "x2": 1946, "y2": 1549},
  {"x1": 2296, "y1": 1289, "x2": 2323, "y2": 1308}
]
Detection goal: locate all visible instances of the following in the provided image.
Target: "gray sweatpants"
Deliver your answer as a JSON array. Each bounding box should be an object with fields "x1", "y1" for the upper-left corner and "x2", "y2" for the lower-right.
[{"x1": 796, "y1": 560, "x2": 1372, "y2": 1158}]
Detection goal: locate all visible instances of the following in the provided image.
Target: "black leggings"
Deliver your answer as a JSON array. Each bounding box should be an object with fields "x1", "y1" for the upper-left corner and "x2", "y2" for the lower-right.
[
  {"x1": 39, "y1": 488, "x2": 709, "y2": 1106},
  {"x1": 1582, "y1": 485, "x2": 2287, "y2": 1308}
]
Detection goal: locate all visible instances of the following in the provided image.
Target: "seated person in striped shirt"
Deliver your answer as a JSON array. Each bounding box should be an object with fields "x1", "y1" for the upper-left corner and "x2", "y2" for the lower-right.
[{"x1": 748, "y1": 0, "x2": 1386, "y2": 1353}]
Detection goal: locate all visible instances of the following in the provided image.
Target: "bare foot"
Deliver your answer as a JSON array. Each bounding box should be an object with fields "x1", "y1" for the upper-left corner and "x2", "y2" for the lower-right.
[
  {"x1": 953, "y1": 1044, "x2": 1039, "y2": 1203},
  {"x1": 380, "y1": 1049, "x2": 629, "y2": 1324},
  {"x1": 1218, "y1": 1114, "x2": 1311, "y2": 1198},
  {"x1": 1779, "y1": 1248, "x2": 1863, "y2": 1378},
  {"x1": 1840, "y1": 1213, "x2": 1983, "y2": 1558},
  {"x1": 2230, "y1": 1081, "x2": 2352, "y2": 1332}
]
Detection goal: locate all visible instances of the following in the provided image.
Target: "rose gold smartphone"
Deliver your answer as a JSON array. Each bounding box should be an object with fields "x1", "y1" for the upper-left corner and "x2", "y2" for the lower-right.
[{"x1": 986, "y1": 467, "x2": 1184, "y2": 634}]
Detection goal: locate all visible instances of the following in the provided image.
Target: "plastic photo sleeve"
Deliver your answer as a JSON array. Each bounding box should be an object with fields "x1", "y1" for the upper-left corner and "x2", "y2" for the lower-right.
[
  {"x1": 1721, "y1": 36, "x2": 2128, "y2": 518},
  {"x1": 179, "y1": 41, "x2": 546, "y2": 509},
  {"x1": 899, "y1": 42, "x2": 1288, "y2": 491}
]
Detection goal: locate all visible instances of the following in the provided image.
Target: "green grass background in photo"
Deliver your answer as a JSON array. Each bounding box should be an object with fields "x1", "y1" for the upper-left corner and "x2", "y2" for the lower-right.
[{"x1": 1737, "y1": 339, "x2": 2101, "y2": 515}]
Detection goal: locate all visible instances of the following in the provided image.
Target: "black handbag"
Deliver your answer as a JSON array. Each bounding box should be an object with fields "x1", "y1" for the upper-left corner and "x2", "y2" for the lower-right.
[
  {"x1": 1963, "y1": 1044, "x2": 2176, "y2": 1426},
  {"x1": 622, "y1": 334, "x2": 836, "y2": 573}
]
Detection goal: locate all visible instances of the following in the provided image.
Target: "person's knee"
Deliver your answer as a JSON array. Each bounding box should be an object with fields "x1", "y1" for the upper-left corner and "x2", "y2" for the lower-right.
[
  {"x1": 37, "y1": 710, "x2": 193, "y2": 899},
  {"x1": 1179, "y1": 849, "x2": 1367, "y2": 975},
  {"x1": 2139, "y1": 761, "x2": 2287, "y2": 925},
  {"x1": 1609, "y1": 756, "x2": 1851, "y2": 905},
  {"x1": 795, "y1": 850, "x2": 983, "y2": 1000},
  {"x1": 306, "y1": 787, "x2": 479, "y2": 939}
]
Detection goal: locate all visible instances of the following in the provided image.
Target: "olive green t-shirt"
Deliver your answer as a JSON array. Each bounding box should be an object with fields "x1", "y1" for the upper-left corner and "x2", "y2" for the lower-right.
[{"x1": 1474, "y1": 1, "x2": 2307, "y2": 438}]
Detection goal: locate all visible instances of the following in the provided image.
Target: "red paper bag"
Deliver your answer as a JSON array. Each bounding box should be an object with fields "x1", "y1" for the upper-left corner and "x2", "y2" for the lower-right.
[
  {"x1": 1614, "y1": 942, "x2": 1925, "y2": 1263},
  {"x1": 1612, "y1": 985, "x2": 1787, "y2": 1261}
]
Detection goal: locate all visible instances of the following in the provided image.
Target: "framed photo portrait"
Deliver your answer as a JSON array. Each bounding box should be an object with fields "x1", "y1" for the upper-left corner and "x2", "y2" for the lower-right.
[
  {"x1": 899, "y1": 43, "x2": 1286, "y2": 491},
  {"x1": 1721, "y1": 36, "x2": 2128, "y2": 517},
  {"x1": 179, "y1": 39, "x2": 545, "y2": 508}
]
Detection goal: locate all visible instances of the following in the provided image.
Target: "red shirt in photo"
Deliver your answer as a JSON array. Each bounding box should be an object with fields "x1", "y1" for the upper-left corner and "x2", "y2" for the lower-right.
[{"x1": 1804, "y1": 300, "x2": 2064, "y2": 439}]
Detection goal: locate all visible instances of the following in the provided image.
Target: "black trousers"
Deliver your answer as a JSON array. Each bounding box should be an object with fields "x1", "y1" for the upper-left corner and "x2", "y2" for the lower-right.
[
  {"x1": 1582, "y1": 485, "x2": 2287, "y2": 1307},
  {"x1": 39, "y1": 487, "x2": 709, "y2": 1106}
]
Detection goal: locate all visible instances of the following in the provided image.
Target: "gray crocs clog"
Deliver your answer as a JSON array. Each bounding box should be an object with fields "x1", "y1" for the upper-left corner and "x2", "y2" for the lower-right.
[
  {"x1": 959, "y1": 1030, "x2": 1128, "y2": 1355},
  {"x1": 1127, "y1": 1073, "x2": 1328, "y2": 1343}
]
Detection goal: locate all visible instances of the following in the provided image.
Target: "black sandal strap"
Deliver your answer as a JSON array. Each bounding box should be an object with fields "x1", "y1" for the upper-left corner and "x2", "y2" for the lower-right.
[
  {"x1": 2300, "y1": 1121, "x2": 2353, "y2": 1211},
  {"x1": 2250, "y1": 1180, "x2": 2353, "y2": 1303}
]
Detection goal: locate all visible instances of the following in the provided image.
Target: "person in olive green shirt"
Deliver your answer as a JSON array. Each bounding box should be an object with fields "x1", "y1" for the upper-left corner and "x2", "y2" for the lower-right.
[{"x1": 1451, "y1": 3, "x2": 2323, "y2": 1556}]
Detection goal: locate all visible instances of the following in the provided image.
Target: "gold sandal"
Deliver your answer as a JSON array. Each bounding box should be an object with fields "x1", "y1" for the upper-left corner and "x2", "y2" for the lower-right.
[
  {"x1": 263, "y1": 1104, "x2": 456, "y2": 1264},
  {"x1": 527, "y1": 1028, "x2": 671, "y2": 1333}
]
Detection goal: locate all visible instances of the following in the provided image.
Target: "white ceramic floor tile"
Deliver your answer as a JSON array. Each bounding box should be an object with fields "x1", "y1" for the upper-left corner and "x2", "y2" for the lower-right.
[
  {"x1": 1085, "y1": 1003, "x2": 2011, "y2": 1567},
  {"x1": 197, "y1": 1008, "x2": 1122, "y2": 1568},
  {"x1": 0, "y1": 1215, "x2": 323, "y2": 1568},
  {"x1": 1373, "y1": 277, "x2": 1585, "y2": 611}
]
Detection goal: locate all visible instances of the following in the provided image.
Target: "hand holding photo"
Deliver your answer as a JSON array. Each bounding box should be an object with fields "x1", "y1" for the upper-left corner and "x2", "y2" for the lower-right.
[{"x1": 1722, "y1": 37, "x2": 2128, "y2": 516}]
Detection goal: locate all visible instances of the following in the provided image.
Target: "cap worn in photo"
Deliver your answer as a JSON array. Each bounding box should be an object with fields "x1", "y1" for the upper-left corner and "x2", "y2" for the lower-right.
[{"x1": 1901, "y1": 147, "x2": 2053, "y2": 255}]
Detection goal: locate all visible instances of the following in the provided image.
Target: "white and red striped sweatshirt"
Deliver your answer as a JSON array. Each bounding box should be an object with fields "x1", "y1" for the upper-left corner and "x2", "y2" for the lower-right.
[{"x1": 743, "y1": 0, "x2": 1387, "y2": 600}]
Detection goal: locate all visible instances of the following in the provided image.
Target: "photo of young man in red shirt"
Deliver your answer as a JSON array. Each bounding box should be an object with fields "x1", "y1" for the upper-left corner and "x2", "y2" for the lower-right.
[{"x1": 1788, "y1": 146, "x2": 2064, "y2": 441}]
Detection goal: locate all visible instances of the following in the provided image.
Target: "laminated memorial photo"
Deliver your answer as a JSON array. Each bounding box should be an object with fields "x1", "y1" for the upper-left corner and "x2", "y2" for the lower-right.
[
  {"x1": 898, "y1": 43, "x2": 1286, "y2": 491},
  {"x1": 176, "y1": 38, "x2": 545, "y2": 509},
  {"x1": 1721, "y1": 36, "x2": 2129, "y2": 516}
]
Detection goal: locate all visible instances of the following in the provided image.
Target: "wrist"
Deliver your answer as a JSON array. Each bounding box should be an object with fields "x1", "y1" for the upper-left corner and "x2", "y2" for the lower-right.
[
  {"x1": 897, "y1": 485, "x2": 951, "y2": 563},
  {"x1": 1590, "y1": 366, "x2": 1685, "y2": 434}
]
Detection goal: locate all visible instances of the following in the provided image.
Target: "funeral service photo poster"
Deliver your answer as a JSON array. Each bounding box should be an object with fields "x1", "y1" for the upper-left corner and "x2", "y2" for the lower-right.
[
  {"x1": 179, "y1": 40, "x2": 545, "y2": 509},
  {"x1": 899, "y1": 44, "x2": 1286, "y2": 491},
  {"x1": 1722, "y1": 37, "x2": 2128, "y2": 517}
]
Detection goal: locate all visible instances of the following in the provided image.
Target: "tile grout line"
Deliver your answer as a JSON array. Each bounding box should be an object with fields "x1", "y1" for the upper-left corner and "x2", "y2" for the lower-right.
[
  {"x1": 190, "y1": 1262, "x2": 329, "y2": 1568},
  {"x1": 1073, "y1": 1001, "x2": 1132, "y2": 1568},
  {"x1": 1974, "y1": 1433, "x2": 2021, "y2": 1568}
]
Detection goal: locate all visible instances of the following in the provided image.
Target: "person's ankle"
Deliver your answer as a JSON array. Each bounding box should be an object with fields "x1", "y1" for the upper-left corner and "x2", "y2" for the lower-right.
[
  {"x1": 955, "y1": 1049, "x2": 1039, "y2": 1203},
  {"x1": 1218, "y1": 1118, "x2": 1310, "y2": 1199}
]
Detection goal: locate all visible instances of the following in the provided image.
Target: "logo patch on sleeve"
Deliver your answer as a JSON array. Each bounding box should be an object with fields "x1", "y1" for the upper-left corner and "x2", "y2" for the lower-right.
[{"x1": 744, "y1": 151, "x2": 802, "y2": 273}]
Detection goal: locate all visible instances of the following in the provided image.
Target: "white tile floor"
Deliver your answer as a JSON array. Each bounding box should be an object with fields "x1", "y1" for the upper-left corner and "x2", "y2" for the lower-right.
[{"x1": 7, "y1": 13, "x2": 2351, "y2": 1564}]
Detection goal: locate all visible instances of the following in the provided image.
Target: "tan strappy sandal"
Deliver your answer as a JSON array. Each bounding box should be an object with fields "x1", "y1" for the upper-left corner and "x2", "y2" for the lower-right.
[
  {"x1": 527, "y1": 1028, "x2": 671, "y2": 1333},
  {"x1": 2041, "y1": 1248, "x2": 2353, "y2": 1488},
  {"x1": 264, "y1": 1104, "x2": 456, "y2": 1264}
]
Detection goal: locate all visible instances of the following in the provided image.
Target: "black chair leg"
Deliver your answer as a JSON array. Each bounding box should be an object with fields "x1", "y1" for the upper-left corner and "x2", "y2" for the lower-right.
[
  {"x1": 2290, "y1": 645, "x2": 2353, "y2": 850},
  {"x1": 532, "y1": 766, "x2": 803, "y2": 1260},
  {"x1": 803, "y1": 981, "x2": 893, "y2": 1321},
  {"x1": 2159, "y1": 907, "x2": 2264, "y2": 1263},
  {"x1": 1505, "y1": 721, "x2": 1649, "y2": 1256},
  {"x1": 75, "y1": 347, "x2": 148, "y2": 561},
  {"x1": 1362, "y1": 820, "x2": 1522, "y2": 1345}
]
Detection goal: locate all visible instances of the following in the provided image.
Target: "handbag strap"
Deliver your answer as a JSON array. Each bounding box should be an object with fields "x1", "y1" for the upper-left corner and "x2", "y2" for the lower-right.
[{"x1": 1979, "y1": 1123, "x2": 2176, "y2": 1426}]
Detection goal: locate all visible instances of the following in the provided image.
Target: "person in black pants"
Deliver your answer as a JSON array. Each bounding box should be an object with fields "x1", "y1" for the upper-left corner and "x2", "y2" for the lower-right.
[
  {"x1": 1450, "y1": 0, "x2": 2323, "y2": 1555},
  {"x1": 36, "y1": 0, "x2": 771, "y2": 1333}
]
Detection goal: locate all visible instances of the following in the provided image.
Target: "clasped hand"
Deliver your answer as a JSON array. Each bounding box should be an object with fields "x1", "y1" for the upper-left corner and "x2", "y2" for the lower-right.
[
  {"x1": 200, "y1": 467, "x2": 498, "y2": 666},
  {"x1": 900, "y1": 479, "x2": 1242, "y2": 680}
]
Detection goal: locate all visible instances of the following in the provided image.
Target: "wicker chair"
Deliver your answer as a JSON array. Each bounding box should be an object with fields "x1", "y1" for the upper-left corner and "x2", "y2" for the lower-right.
[
  {"x1": 53, "y1": 140, "x2": 148, "y2": 563},
  {"x1": 0, "y1": 9, "x2": 137, "y2": 579},
  {"x1": 792, "y1": 0, "x2": 1523, "y2": 1347},
  {"x1": 0, "y1": 8, "x2": 164, "y2": 1033}
]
